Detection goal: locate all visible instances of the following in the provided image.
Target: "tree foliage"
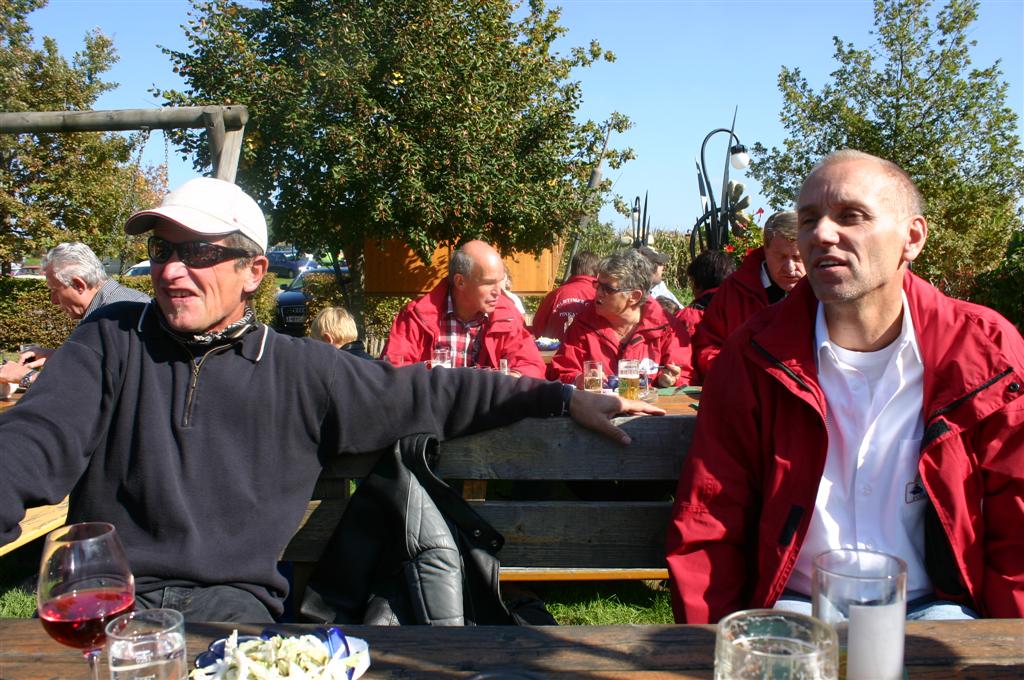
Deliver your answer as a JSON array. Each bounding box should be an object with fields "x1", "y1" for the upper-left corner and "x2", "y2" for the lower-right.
[
  {"x1": 749, "y1": 0, "x2": 1024, "y2": 297},
  {"x1": 0, "y1": 0, "x2": 163, "y2": 269},
  {"x1": 158, "y1": 0, "x2": 632, "y2": 323}
]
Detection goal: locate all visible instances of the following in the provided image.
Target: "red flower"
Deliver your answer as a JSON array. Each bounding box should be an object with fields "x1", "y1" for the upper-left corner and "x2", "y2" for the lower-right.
[
  {"x1": 755, "y1": 207, "x2": 765, "y2": 216},
  {"x1": 724, "y1": 244, "x2": 735, "y2": 252}
]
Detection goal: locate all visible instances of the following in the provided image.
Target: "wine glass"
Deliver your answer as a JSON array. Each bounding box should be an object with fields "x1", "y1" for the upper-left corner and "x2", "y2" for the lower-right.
[{"x1": 37, "y1": 522, "x2": 136, "y2": 679}]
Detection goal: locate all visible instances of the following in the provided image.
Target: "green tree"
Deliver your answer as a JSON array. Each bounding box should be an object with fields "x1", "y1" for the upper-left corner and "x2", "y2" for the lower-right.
[
  {"x1": 158, "y1": 0, "x2": 632, "y2": 326},
  {"x1": 0, "y1": 0, "x2": 163, "y2": 270},
  {"x1": 749, "y1": 0, "x2": 1024, "y2": 298}
]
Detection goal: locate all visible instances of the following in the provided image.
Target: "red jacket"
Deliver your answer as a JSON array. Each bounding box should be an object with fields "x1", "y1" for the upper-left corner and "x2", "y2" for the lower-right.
[
  {"x1": 690, "y1": 248, "x2": 770, "y2": 384},
  {"x1": 531, "y1": 275, "x2": 598, "y2": 341},
  {"x1": 666, "y1": 273, "x2": 1024, "y2": 623},
  {"x1": 548, "y1": 297, "x2": 692, "y2": 386},
  {"x1": 383, "y1": 281, "x2": 546, "y2": 379},
  {"x1": 675, "y1": 286, "x2": 719, "y2": 338}
]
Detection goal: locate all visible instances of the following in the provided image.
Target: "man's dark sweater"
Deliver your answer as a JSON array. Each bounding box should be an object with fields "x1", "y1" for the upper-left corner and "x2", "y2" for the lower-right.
[{"x1": 0, "y1": 301, "x2": 567, "y2": 616}]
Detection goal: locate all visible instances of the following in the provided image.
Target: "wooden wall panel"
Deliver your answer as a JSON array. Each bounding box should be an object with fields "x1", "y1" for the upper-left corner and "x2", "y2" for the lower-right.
[{"x1": 363, "y1": 238, "x2": 563, "y2": 295}]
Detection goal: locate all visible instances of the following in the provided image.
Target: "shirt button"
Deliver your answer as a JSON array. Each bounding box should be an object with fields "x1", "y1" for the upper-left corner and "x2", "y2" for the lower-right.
[{"x1": 862, "y1": 484, "x2": 873, "y2": 496}]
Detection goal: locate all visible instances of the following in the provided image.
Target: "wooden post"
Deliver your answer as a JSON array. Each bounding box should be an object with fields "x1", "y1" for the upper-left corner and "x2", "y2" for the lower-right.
[{"x1": 0, "y1": 105, "x2": 248, "y2": 182}]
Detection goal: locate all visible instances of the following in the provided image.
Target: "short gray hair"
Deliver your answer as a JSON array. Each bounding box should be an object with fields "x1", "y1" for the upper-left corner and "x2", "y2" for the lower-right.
[
  {"x1": 221, "y1": 232, "x2": 262, "y2": 271},
  {"x1": 598, "y1": 249, "x2": 653, "y2": 293},
  {"x1": 448, "y1": 246, "x2": 475, "y2": 282},
  {"x1": 763, "y1": 210, "x2": 798, "y2": 246},
  {"x1": 41, "y1": 242, "x2": 107, "y2": 288}
]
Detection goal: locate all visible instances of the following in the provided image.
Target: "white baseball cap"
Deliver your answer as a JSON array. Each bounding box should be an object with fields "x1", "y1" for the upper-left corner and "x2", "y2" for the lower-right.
[{"x1": 124, "y1": 177, "x2": 267, "y2": 253}]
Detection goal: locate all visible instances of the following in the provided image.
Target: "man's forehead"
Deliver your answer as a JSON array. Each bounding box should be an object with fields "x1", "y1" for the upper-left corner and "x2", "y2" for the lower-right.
[{"x1": 798, "y1": 161, "x2": 884, "y2": 208}]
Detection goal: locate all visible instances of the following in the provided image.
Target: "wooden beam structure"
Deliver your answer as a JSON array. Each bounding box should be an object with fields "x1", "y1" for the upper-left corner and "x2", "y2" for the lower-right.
[{"x1": 0, "y1": 105, "x2": 248, "y2": 182}]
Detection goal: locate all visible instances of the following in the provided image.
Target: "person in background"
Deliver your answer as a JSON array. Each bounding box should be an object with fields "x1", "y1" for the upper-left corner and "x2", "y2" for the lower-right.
[
  {"x1": 531, "y1": 250, "x2": 599, "y2": 341},
  {"x1": 383, "y1": 240, "x2": 546, "y2": 378},
  {"x1": 666, "y1": 150, "x2": 1024, "y2": 623},
  {"x1": 501, "y1": 266, "x2": 526, "y2": 317},
  {"x1": 310, "y1": 307, "x2": 374, "y2": 360},
  {"x1": 655, "y1": 295, "x2": 680, "y2": 317},
  {"x1": 0, "y1": 177, "x2": 662, "y2": 622},
  {"x1": 639, "y1": 245, "x2": 683, "y2": 308},
  {"x1": 0, "y1": 242, "x2": 150, "y2": 389},
  {"x1": 690, "y1": 210, "x2": 804, "y2": 384},
  {"x1": 549, "y1": 248, "x2": 690, "y2": 388},
  {"x1": 676, "y1": 250, "x2": 737, "y2": 337}
]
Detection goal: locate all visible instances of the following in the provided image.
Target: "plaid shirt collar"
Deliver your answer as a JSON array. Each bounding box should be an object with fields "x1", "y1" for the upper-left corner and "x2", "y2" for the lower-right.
[{"x1": 439, "y1": 292, "x2": 487, "y2": 367}]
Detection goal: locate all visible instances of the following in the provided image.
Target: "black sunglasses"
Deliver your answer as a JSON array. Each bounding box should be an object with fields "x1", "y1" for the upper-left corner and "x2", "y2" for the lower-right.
[
  {"x1": 147, "y1": 236, "x2": 254, "y2": 268},
  {"x1": 597, "y1": 281, "x2": 628, "y2": 296}
]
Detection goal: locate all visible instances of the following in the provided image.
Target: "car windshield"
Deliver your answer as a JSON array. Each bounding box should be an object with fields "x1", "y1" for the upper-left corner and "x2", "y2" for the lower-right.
[{"x1": 285, "y1": 268, "x2": 330, "y2": 291}]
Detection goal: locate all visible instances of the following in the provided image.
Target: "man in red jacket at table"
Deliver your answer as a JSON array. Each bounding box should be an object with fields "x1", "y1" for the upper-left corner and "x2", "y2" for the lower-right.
[
  {"x1": 383, "y1": 240, "x2": 546, "y2": 378},
  {"x1": 531, "y1": 250, "x2": 599, "y2": 341},
  {"x1": 666, "y1": 150, "x2": 1024, "y2": 623},
  {"x1": 689, "y1": 210, "x2": 804, "y2": 384}
]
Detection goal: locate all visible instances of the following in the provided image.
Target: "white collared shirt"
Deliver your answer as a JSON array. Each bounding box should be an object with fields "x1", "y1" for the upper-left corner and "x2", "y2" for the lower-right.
[{"x1": 786, "y1": 292, "x2": 932, "y2": 600}]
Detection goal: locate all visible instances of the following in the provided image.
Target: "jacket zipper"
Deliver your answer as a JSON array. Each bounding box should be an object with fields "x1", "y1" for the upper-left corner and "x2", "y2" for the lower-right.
[{"x1": 184, "y1": 345, "x2": 232, "y2": 426}]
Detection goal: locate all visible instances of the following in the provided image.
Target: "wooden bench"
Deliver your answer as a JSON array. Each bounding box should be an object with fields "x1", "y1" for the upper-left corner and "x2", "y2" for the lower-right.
[
  {"x1": 283, "y1": 411, "x2": 694, "y2": 584},
  {"x1": 0, "y1": 497, "x2": 69, "y2": 558}
]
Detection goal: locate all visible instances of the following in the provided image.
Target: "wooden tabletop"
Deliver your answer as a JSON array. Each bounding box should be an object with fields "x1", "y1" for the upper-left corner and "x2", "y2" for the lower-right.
[{"x1": 0, "y1": 619, "x2": 1020, "y2": 679}]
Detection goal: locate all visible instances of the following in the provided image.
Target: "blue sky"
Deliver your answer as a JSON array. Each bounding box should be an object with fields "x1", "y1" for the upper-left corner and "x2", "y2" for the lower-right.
[{"x1": 27, "y1": 0, "x2": 1024, "y2": 233}]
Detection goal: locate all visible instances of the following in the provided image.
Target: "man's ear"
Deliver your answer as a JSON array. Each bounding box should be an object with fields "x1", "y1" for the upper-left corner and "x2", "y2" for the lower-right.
[
  {"x1": 321, "y1": 332, "x2": 336, "y2": 345},
  {"x1": 453, "y1": 273, "x2": 465, "y2": 290},
  {"x1": 903, "y1": 215, "x2": 928, "y2": 264},
  {"x1": 242, "y1": 255, "x2": 269, "y2": 294},
  {"x1": 628, "y1": 288, "x2": 645, "y2": 306},
  {"x1": 70, "y1": 276, "x2": 89, "y2": 293}
]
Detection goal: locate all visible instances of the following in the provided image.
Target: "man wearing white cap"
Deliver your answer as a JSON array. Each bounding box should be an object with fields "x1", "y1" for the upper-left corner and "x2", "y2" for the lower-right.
[{"x1": 0, "y1": 177, "x2": 661, "y2": 621}]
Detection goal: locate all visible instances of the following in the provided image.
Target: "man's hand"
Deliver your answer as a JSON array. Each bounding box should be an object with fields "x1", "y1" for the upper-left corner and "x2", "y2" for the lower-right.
[
  {"x1": 0, "y1": 360, "x2": 32, "y2": 385},
  {"x1": 656, "y1": 362, "x2": 682, "y2": 388},
  {"x1": 568, "y1": 388, "x2": 665, "y2": 445},
  {"x1": 20, "y1": 347, "x2": 53, "y2": 369}
]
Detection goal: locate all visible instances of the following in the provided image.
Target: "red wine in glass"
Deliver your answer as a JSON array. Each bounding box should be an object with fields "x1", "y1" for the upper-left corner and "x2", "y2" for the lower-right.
[
  {"x1": 38, "y1": 522, "x2": 135, "y2": 679},
  {"x1": 40, "y1": 587, "x2": 135, "y2": 649}
]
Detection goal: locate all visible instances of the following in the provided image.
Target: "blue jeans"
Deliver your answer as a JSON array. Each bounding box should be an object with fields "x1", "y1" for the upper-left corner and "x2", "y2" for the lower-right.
[{"x1": 773, "y1": 590, "x2": 978, "y2": 620}]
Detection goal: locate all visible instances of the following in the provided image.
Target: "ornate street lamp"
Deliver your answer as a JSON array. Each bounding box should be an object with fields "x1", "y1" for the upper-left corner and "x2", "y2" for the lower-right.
[
  {"x1": 689, "y1": 109, "x2": 752, "y2": 257},
  {"x1": 629, "y1": 194, "x2": 651, "y2": 248}
]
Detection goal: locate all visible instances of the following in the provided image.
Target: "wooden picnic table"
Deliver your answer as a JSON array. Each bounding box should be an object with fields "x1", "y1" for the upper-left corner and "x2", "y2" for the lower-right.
[{"x1": 0, "y1": 618, "x2": 1020, "y2": 678}]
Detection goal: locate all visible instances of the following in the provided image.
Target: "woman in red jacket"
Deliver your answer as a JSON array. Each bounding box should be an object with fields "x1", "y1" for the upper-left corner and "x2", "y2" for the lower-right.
[{"x1": 549, "y1": 248, "x2": 691, "y2": 388}]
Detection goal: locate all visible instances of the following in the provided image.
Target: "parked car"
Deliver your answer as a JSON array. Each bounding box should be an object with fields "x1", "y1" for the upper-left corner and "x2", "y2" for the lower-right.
[
  {"x1": 275, "y1": 267, "x2": 339, "y2": 336},
  {"x1": 267, "y1": 252, "x2": 316, "y2": 279},
  {"x1": 125, "y1": 260, "x2": 151, "y2": 277}
]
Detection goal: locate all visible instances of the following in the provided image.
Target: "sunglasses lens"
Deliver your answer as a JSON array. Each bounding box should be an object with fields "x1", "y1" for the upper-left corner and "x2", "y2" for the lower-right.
[
  {"x1": 181, "y1": 242, "x2": 221, "y2": 267},
  {"x1": 148, "y1": 237, "x2": 174, "y2": 264}
]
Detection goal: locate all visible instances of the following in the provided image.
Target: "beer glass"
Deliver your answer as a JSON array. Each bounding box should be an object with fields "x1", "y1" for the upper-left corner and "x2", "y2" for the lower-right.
[
  {"x1": 430, "y1": 348, "x2": 451, "y2": 368},
  {"x1": 714, "y1": 609, "x2": 838, "y2": 680},
  {"x1": 617, "y1": 359, "x2": 640, "y2": 400},
  {"x1": 583, "y1": 361, "x2": 603, "y2": 392}
]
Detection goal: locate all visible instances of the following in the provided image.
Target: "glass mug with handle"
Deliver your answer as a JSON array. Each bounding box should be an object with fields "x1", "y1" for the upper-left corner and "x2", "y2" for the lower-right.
[
  {"x1": 617, "y1": 359, "x2": 641, "y2": 400},
  {"x1": 714, "y1": 608, "x2": 838, "y2": 680}
]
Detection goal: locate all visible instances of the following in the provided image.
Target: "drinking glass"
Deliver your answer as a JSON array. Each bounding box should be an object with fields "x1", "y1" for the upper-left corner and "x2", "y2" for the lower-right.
[
  {"x1": 431, "y1": 347, "x2": 451, "y2": 368},
  {"x1": 106, "y1": 609, "x2": 187, "y2": 680},
  {"x1": 617, "y1": 359, "x2": 640, "y2": 400},
  {"x1": 714, "y1": 609, "x2": 838, "y2": 680},
  {"x1": 813, "y1": 549, "x2": 907, "y2": 680},
  {"x1": 583, "y1": 361, "x2": 604, "y2": 392},
  {"x1": 38, "y1": 522, "x2": 135, "y2": 680}
]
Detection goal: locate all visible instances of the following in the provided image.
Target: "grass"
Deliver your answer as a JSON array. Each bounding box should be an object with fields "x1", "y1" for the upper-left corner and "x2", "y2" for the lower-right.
[
  {"x1": 540, "y1": 581, "x2": 674, "y2": 625},
  {"x1": 0, "y1": 539, "x2": 40, "y2": 618}
]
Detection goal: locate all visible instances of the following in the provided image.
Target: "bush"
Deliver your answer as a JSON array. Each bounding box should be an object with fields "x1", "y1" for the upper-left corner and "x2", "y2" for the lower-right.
[
  {"x1": 971, "y1": 233, "x2": 1024, "y2": 330},
  {"x1": 0, "y1": 273, "x2": 280, "y2": 351}
]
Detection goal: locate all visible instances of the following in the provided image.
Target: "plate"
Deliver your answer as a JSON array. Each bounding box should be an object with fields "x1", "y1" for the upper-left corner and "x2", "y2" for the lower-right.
[
  {"x1": 535, "y1": 338, "x2": 560, "y2": 351},
  {"x1": 194, "y1": 626, "x2": 369, "y2": 679}
]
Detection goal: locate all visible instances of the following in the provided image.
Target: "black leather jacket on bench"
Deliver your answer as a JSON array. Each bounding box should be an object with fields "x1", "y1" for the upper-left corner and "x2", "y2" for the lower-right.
[{"x1": 301, "y1": 433, "x2": 524, "y2": 625}]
